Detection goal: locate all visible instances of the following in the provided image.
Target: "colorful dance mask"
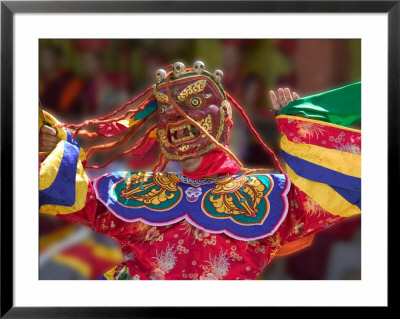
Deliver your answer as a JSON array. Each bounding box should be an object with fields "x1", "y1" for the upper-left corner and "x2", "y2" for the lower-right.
[{"x1": 153, "y1": 61, "x2": 233, "y2": 161}]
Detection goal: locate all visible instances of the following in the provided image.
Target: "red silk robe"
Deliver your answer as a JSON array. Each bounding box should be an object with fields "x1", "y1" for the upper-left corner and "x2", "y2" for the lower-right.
[{"x1": 41, "y1": 115, "x2": 360, "y2": 280}]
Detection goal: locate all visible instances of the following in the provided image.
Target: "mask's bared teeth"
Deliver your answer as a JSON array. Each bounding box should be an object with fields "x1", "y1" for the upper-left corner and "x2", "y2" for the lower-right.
[
  {"x1": 183, "y1": 126, "x2": 191, "y2": 137},
  {"x1": 179, "y1": 145, "x2": 189, "y2": 152},
  {"x1": 167, "y1": 120, "x2": 204, "y2": 146}
]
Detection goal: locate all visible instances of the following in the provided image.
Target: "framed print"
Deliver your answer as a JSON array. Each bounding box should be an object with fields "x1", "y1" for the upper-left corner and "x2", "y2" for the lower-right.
[{"x1": 1, "y1": 0, "x2": 396, "y2": 316}]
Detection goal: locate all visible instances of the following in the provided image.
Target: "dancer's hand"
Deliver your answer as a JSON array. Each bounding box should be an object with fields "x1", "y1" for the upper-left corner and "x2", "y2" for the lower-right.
[
  {"x1": 39, "y1": 125, "x2": 60, "y2": 152},
  {"x1": 269, "y1": 88, "x2": 300, "y2": 111}
]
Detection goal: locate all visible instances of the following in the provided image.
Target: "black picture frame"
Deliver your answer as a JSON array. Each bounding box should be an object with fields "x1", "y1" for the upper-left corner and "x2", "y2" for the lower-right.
[{"x1": 1, "y1": 1, "x2": 395, "y2": 317}]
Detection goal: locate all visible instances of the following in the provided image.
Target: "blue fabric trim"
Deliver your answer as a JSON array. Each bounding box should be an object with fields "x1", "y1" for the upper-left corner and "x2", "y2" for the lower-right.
[
  {"x1": 39, "y1": 141, "x2": 79, "y2": 207},
  {"x1": 331, "y1": 185, "x2": 361, "y2": 209},
  {"x1": 66, "y1": 129, "x2": 81, "y2": 148},
  {"x1": 93, "y1": 172, "x2": 290, "y2": 240},
  {"x1": 282, "y1": 150, "x2": 361, "y2": 191}
]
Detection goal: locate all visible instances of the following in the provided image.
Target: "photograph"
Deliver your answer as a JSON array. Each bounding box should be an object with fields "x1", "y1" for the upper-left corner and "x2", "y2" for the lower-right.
[
  {"x1": 38, "y1": 38, "x2": 361, "y2": 281},
  {"x1": 2, "y1": 1, "x2": 394, "y2": 314}
]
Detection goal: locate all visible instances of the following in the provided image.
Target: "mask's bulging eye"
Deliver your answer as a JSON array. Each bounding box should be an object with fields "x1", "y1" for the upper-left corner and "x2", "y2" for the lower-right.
[
  {"x1": 159, "y1": 105, "x2": 166, "y2": 114},
  {"x1": 187, "y1": 95, "x2": 204, "y2": 109},
  {"x1": 190, "y1": 97, "x2": 201, "y2": 107}
]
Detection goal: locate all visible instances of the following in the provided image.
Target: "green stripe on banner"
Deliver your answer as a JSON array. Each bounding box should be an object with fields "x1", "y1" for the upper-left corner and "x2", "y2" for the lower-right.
[
  {"x1": 277, "y1": 82, "x2": 361, "y2": 127},
  {"x1": 133, "y1": 101, "x2": 158, "y2": 120}
]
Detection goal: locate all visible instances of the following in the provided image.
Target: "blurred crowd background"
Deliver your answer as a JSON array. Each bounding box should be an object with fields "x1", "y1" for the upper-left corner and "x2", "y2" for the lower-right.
[{"x1": 39, "y1": 39, "x2": 361, "y2": 280}]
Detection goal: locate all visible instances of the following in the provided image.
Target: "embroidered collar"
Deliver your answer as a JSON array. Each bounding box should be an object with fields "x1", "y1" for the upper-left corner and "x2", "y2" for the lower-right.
[{"x1": 93, "y1": 171, "x2": 290, "y2": 241}]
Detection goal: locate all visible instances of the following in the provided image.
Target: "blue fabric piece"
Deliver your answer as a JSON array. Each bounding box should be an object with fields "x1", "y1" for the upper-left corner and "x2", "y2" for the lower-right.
[
  {"x1": 93, "y1": 172, "x2": 291, "y2": 241},
  {"x1": 39, "y1": 141, "x2": 79, "y2": 207},
  {"x1": 281, "y1": 151, "x2": 361, "y2": 191},
  {"x1": 331, "y1": 185, "x2": 361, "y2": 209},
  {"x1": 282, "y1": 150, "x2": 361, "y2": 209},
  {"x1": 66, "y1": 129, "x2": 81, "y2": 148}
]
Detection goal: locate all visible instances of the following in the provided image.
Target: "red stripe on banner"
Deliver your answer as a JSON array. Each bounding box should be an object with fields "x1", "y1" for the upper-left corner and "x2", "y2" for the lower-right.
[{"x1": 277, "y1": 117, "x2": 361, "y2": 153}]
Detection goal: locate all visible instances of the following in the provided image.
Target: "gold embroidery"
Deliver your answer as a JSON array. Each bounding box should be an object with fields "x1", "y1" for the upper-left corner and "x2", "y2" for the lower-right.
[
  {"x1": 193, "y1": 228, "x2": 210, "y2": 244},
  {"x1": 177, "y1": 80, "x2": 207, "y2": 102},
  {"x1": 245, "y1": 240, "x2": 259, "y2": 249},
  {"x1": 152, "y1": 88, "x2": 169, "y2": 104},
  {"x1": 145, "y1": 227, "x2": 161, "y2": 241},
  {"x1": 199, "y1": 114, "x2": 212, "y2": 138},
  {"x1": 267, "y1": 232, "x2": 281, "y2": 249},
  {"x1": 176, "y1": 243, "x2": 189, "y2": 254},
  {"x1": 157, "y1": 129, "x2": 170, "y2": 147},
  {"x1": 180, "y1": 220, "x2": 195, "y2": 237},
  {"x1": 187, "y1": 273, "x2": 199, "y2": 279},
  {"x1": 221, "y1": 100, "x2": 232, "y2": 118},
  {"x1": 208, "y1": 176, "x2": 266, "y2": 217},
  {"x1": 122, "y1": 172, "x2": 181, "y2": 206},
  {"x1": 296, "y1": 121, "x2": 326, "y2": 139},
  {"x1": 216, "y1": 104, "x2": 225, "y2": 138},
  {"x1": 294, "y1": 222, "x2": 305, "y2": 235},
  {"x1": 229, "y1": 250, "x2": 243, "y2": 261},
  {"x1": 255, "y1": 244, "x2": 266, "y2": 254},
  {"x1": 303, "y1": 196, "x2": 326, "y2": 218},
  {"x1": 203, "y1": 235, "x2": 217, "y2": 247}
]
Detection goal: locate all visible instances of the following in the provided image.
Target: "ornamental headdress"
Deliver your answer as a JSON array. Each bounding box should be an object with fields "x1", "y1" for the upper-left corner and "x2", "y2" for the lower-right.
[{"x1": 58, "y1": 61, "x2": 283, "y2": 175}]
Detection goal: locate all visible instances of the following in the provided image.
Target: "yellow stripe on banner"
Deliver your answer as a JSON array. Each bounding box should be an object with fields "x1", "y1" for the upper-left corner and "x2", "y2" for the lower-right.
[
  {"x1": 39, "y1": 108, "x2": 46, "y2": 131},
  {"x1": 78, "y1": 146, "x2": 87, "y2": 162},
  {"x1": 39, "y1": 225, "x2": 76, "y2": 252},
  {"x1": 148, "y1": 128, "x2": 158, "y2": 139},
  {"x1": 40, "y1": 148, "x2": 89, "y2": 215},
  {"x1": 286, "y1": 164, "x2": 360, "y2": 218},
  {"x1": 42, "y1": 111, "x2": 68, "y2": 141},
  {"x1": 81, "y1": 239, "x2": 123, "y2": 263},
  {"x1": 39, "y1": 142, "x2": 66, "y2": 190},
  {"x1": 39, "y1": 110, "x2": 70, "y2": 169},
  {"x1": 117, "y1": 118, "x2": 140, "y2": 128},
  {"x1": 52, "y1": 253, "x2": 92, "y2": 279},
  {"x1": 276, "y1": 114, "x2": 361, "y2": 133},
  {"x1": 103, "y1": 266, "x2": 118, "y2": 280},
  {"x1": 281, "y1": 135, "x2": 361, "y2": 178}
]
